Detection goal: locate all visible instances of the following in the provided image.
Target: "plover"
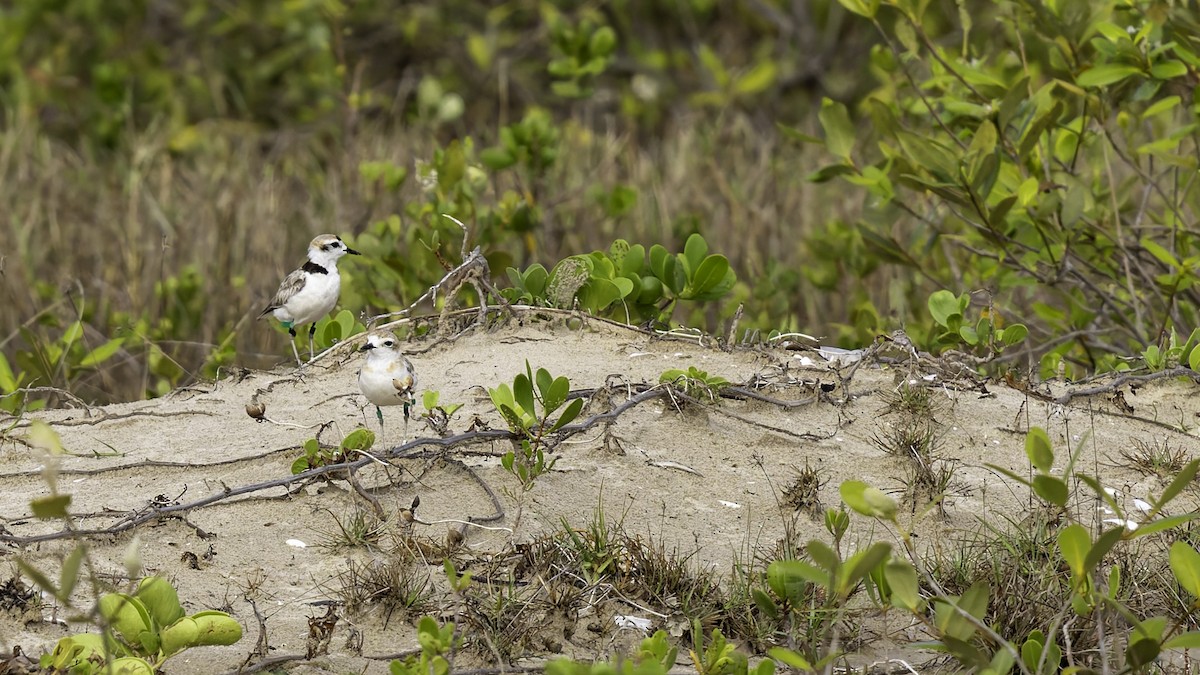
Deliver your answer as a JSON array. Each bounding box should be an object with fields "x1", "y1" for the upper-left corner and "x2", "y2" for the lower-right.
[
  {"x1": 260, "y1": 234, "x2": 360, "y2": 366},
  {"x1": 358, "y1": 330, "x2": 418, "y2": 437}
]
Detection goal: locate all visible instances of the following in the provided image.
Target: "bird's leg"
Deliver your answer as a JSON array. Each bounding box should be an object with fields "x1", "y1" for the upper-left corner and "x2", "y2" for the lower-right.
[
  {"x1": 402, "y1": 400, "x2": 412, "y2": 444},
  {"x1": 307, "y1": 323, "x2": 318, "y2": 362},
  {"x1": 288, "y1": 326, "x2": 303, "y2": 368},
  {"x1": 375, "y1": 406, "x2": 386, "y2": 450}
]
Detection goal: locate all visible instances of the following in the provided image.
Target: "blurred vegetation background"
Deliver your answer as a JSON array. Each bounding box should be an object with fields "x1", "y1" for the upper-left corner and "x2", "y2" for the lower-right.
[{"x1": 2, "y1": 0, "x2": 1199, "y2": 406}]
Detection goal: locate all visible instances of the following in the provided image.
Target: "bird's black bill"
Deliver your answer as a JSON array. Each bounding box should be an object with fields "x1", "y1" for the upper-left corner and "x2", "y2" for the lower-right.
[
  {"x1": 346, "y1": 247, "x2": 361, "y2": 255},
  {"x1": 359, "y1": 343, "x2": 375, "y2": 352}
]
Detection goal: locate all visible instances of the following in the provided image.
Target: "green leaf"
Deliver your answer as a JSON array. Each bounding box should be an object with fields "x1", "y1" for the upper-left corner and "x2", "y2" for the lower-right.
[
  {"x1": 884, "y1": 560, "x2": 921, "y2": 611},
  {"x1": 480, "y1": 147, "x2": 516, "y2": 171},
  {"x1": 1025, "y1": 427, "x2": 1054, "y2": 473},
  {"x1": 1142, "y1": 237, "x2": 1182, "y2": 268},
  {"x1": 777, "y1": 122, "x2": 822, "y2": 145},
  {"x1": 752, "y1": 588, "x2": 779, "y2": 620},
  {"x1": 31, "y1": 494, "x2": 72, "y2": 519},
  {"x1": 807, "y1": 163, "x2": 857, "y2": 183},
  {"x1": 927, "y1": 290, "x2": 962, "y2": 329},
  {"x1": 1033, "y1": 474, "x2": 1068, "y2": 507},
  {"x1": 1018, "y1": 177, "x2": 1039, "y2": 206},
  {"x1": 1130, "y1": 512, "x2": 1200, "y2": 538},
  {"x1": 549, "y1": 397, "x2": 584, "y2": 432},
  {"x1": 838, "y1": 542, "x2": 891, "y2": 599},
  {"x1": 60, "y1": 546, "x2": 85, "y2": 600},
  {"x1": 688, "y1": 255, "x2": 731, "y2": 297},
  {"x1": 1076, "y1": 64, "x2": 1142, "y2": 87},
  {"x1": 513, "y1": 371, "x2": 536, "y2": 420},
  {"x1": 79, "y1": 338, "x2": 124, "y2": 368},
  {"x1": 535, "y1": 368, "x2": 554, "y2": 408},
  {"x1": 768, "y1": 559, "x2": 827, "y2": 600},
  {"x1": 1142, "y1": 95, "x2": 1181, "y2": 119},
  {"x1": 62, "y1": 321, "x2": 83, "y2": 346},
  {"x1": 1018, "y1": 102, "x2": 1063, "y2": 159},
  {"x1": 818, "y1": 98, "x2": 856, "y2": 160},
  {"x1": 1169, "y1": 541, "x2": 1200, "y2": 600},
  {"x1": 341, "y1": 428, "x2": 375, "y2": 452},
  {"x1": 16, "y1": 560, "x2": 59, "y2": 601},
  {"x1": 1164, "y1": 631, "x2": 1200, "y2": 650},
  {"x1": 1058, "y1": 524, "x2": 1090, "y2": 577},
  {"x1": 999, "y1": 324, "x2": 1029, "y2": 347},
  {"x1": 546, "y1": 375, "x2": 570, "y2": 414},
  {"x1": 682, "y1": 234, "x2": 708, "y2": 276},
  {"x1": 834, "y1": 0, "x2": 876, "y2": 18},
  {"x1": 839, "y1": 480, "x2": 897, "y2": 520},
  {"x1": 1150, "y1": 60, "x2": 1187, "y2": 79},
  {"x1": 1156, "y1": 458, "x2": 1200, "y2": 511},
  {"x1": 734, "y1": 60, "x2": 777, "y2": 95},
  {"x1": 1126, "y1": 636, "x2": 1160, "y2": 669},
  {"x1": 768, "y1": 647, "x2": 814, "y2": 671},
  {"x1": 1083, "y1": 526, "x2": 1126, "y2": 576}
]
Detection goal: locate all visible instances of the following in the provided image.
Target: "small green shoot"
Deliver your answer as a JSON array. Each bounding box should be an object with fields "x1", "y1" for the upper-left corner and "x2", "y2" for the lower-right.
[
  {"x1": 291, "y1": 428, "x2": 376, "y2": 474},
  {"x1": 659, "y1": 366, "x2": 730, "y2": 401}
]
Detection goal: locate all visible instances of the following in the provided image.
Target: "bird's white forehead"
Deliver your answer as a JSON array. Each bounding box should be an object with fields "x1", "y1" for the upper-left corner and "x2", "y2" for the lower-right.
[
  {"x1": 309, "y1": 234, "x2": 343, "y2": 249},
  {"x1": 366, "y1": 330, "x2": 399, "y2": 347}
]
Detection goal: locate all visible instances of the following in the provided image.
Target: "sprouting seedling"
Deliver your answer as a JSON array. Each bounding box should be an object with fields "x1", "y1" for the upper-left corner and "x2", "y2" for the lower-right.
[
  {"x1": 488, "y1": 362, "x2": 583, "y2": 490},
  {"x1": 291, "y1": 428, "x2": 376, "y2": 474},
  {"x1": 659, "y1": 366, "x2": 730, "y2": 401},
  {"x1": 419, "y1": 390, "x2": 464, "y2": 437}
]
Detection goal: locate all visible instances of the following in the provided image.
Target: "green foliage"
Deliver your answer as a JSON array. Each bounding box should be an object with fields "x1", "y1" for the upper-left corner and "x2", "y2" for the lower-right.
[
  {"x1": 659, "y1": 366, "x2": 730, "y2": 401},
  {"x1": 284, "y1": 309, "x2": 366, "y2": 357},
  {"x1": 489, "y1": 362, "x2": 583, "y2": 438},
  {"x1": 502, "y1": 234, "x2": 736, "y2": 324},
  {"x1": 560, "y1": 508, "x2": 621, "y2": 586},
  {"x1": 546, "y1": 13, "x2": 617, "y2": 99},
  {"x1": 489, "y1": 362, "x2": 582, "y2": 490},
  {"x1": 291, "y1": 428, "x2": 376, "y2": 474},
  {"x1": 810, "y1": 0, "x2": 1200, "y2": 376},
  {"x1": 11, "y1": 320, "x2": 123, "y2": 405},
  {"x1": 40, "y1": 577, "x2": 241, "y2": 673},
  {"x1": 419, "y1": 391, "x2": 464, "y2": 437},
  {"x1": 926, "y1": 290, "x2": 1027, "y2": 359},
  {"x1": 0, "y1": 350, "x2": 41, "y2": 414},
  {"x1": 832, "y1": 425, "x2": 1200, "y2": 673},
  {"x1": 388, "y1": 616, "x2": 457, "y2": 675},
  {"x1": 502, "y1": 439, "x2": 558, "y2": 493}
]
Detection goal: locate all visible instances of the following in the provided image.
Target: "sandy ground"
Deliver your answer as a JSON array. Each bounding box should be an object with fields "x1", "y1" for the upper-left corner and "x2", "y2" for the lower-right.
[{"x1": 1, "y1": 317, "x2": 1197, "y2": 673}]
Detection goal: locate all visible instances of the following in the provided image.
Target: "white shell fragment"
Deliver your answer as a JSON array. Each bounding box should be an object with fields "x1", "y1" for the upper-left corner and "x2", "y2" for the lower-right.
[
  {"x1": 718, "y1": 500, "x2": 742, "y2": 509},
  {"x1": 285, "y1": 539, "x2": 308, "y2": 548},
  {"x1": 816, "y1": 346, "x2": 864, "y2": 366},
  {"x1": 614, "y1": 615, "x2": 653, "y2": 632},
  {"x1": 1102, "y1": 518, "x2": 1139, "y2": 531}
]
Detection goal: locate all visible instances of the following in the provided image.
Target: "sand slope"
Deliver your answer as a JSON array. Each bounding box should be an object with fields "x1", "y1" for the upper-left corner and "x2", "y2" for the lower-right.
[{"x1": 1, "y1": 318, "x2": 1196, "y2": 673}]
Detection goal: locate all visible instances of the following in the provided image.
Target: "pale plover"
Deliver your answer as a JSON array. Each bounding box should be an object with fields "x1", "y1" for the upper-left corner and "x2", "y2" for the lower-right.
[
  {"x1": 358, "y1": 330, "x2": 417, "y2": 436},
  {"x1": 260, "y1": 234, "x2": 360, "y2": 366}
]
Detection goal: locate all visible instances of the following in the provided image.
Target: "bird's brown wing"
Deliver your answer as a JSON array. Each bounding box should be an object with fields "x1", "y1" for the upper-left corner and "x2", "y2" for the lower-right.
[{"x1": 259, "y1": 268, "x2": 308, "y2": 317}]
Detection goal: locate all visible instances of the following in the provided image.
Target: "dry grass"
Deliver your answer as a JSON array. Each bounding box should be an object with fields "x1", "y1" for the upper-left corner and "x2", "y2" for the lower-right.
[{"x1": 0, "y1": 112, "x2": 869, "y2": 401}]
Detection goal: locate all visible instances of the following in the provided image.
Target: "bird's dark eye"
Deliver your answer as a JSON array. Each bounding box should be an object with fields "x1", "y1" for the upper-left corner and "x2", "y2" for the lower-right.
[{"x1": 384, "y1": 340, "x2": 395, "y2": 347}]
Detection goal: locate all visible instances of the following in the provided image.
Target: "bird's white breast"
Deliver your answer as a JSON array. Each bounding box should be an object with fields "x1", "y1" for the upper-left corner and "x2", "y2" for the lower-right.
[
  {"x1": 358, "y1": 354, "x2": 415, "y2": 406},
  {"x1": 276, "y1": 269, "x2": 341, "y2": 326}
]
